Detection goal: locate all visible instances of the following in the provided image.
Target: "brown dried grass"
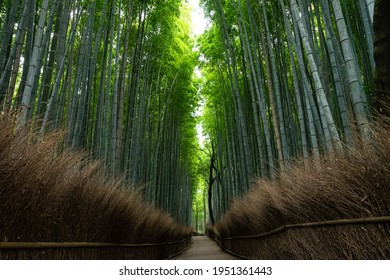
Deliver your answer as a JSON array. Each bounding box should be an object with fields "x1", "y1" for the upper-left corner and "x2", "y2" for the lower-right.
[
  {"x1": 214, "y1": 117, "x2": 390, "y2": 259},
  {"x1": 0, "y1": 117, "x2": 191, "y2": 259}
]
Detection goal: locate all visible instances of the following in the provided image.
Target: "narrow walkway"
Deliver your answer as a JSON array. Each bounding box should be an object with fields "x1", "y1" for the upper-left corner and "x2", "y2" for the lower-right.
[{"x1": 175, "y1": 236, "x2": 236, "y2": 260}]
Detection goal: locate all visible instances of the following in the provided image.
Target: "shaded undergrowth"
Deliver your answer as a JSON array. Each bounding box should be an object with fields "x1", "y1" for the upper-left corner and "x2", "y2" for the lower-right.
[
  {"x1": 0, "y1": 117, "x2": 191, "y2": 259},
  {"x1": 213, "y1": 117, "x2": 390, "y2": 259}
]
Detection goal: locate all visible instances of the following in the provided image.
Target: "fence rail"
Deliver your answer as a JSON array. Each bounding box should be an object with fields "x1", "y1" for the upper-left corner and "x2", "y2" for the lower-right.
[
  {"x1": 216, "y1": 216, "x2": 390, "y2": 240},
  {"x1": 0, "y1": 238, "x2": 190, "y2": 250},
  {"x1": 211, "y1": 216, "x2": 390, "y2": 259}
]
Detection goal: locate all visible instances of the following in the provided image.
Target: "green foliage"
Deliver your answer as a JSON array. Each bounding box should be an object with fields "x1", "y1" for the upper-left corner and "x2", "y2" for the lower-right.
[
  {"x1": 0, "y1": 0, "x2": 202, "y2": 226},
  {"x1": 0, "y1": 0, "x2": 377, "y2": 228},
  {"x1": 198, "y1": 0, "x2": 376, "y2": 222}
]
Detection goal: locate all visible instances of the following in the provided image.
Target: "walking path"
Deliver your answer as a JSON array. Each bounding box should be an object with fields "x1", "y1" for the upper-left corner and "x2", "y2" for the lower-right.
[{"x1": 175, "y1": 236, "x2": 236, "y2": 260}]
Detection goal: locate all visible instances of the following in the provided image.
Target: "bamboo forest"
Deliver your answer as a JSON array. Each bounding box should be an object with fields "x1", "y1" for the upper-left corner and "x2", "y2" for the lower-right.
[{"x1": 1, "y1": 0, "x2": 390, "y2": 260}]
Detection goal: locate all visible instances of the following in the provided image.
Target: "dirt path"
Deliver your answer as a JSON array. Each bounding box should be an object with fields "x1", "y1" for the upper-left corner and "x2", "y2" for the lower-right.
[{"x1": 175, "y1": 236, "x2": 236, "y2": 260}]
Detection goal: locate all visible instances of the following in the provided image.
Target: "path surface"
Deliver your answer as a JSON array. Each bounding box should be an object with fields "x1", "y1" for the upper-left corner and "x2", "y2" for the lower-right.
[{"x1": 175, "y1": 236, "x2": 236, "y2": 260}]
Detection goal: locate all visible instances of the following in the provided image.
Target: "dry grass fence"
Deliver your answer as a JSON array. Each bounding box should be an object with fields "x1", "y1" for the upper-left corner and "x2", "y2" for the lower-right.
[
  {"x1": 212, "y1": 117, "x2": 390, "y2": 259},
  {"x1": 0, "y1": 117, "x2": 191, "y2": 259}
]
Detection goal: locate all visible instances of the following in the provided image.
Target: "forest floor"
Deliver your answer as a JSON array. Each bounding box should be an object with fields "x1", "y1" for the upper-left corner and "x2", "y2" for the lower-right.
[{"x1": 175, "y1": 236, "x2": 236, "y2": 260}]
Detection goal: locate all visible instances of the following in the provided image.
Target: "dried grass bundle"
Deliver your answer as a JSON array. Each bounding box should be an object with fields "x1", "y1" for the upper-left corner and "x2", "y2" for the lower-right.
[
  {"x1": 0, "y1": 117, "x2": 191, "y2": 259},
  {"x1": 214, "y1": 117, "x2": 390, "y2": 259}
]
